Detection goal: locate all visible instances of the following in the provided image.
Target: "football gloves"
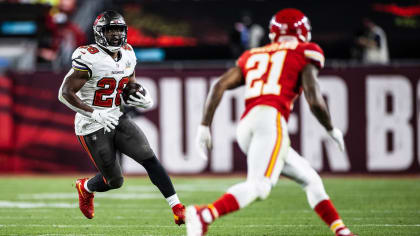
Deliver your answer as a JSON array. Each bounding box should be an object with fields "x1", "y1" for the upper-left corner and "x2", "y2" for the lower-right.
[
  {"x1": 126, "y1": 87, "x2": 153, "y2": 109},
  {"x1": 195, "y1": 125, "x2": 212, "y2": 160},
  {"x1": 328, "y1": 128, "x2": 346, "y2": 152},
  {"x1": 91, "y1": 109, "x2": 119, "y2": 133}
]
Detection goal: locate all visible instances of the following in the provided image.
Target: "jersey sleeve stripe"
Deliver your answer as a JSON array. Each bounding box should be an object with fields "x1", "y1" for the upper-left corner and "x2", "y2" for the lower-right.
[
  {"x1": 72, "y1": 65, "x2": 89, "y2": 71},
  {"x1": 72, "y1": 60, "x2": 92, "y2": 77},
  {"x1": 304, "y1": 50, "x2": 325, "y2": 67}
]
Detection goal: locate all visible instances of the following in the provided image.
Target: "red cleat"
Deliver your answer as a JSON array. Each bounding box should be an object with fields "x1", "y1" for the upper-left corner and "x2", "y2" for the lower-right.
[
  {"x1": 75, "y1": 178, "x2": 94, "y2": 219},
  {"x1": 186, "y1": 205, "x2": 211, "y2": 236},
  {"x1": 172, "y1": 203, "x2": 185, "y2": 225},
  {"x1": 336, "y1": 227, "x2": 358, "y2": 236}
]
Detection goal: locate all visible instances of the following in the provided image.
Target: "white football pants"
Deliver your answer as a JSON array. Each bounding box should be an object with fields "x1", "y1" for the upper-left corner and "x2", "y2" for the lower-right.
[{"x1": 228, "y1": 105, "x2": 329, "y2": 209}]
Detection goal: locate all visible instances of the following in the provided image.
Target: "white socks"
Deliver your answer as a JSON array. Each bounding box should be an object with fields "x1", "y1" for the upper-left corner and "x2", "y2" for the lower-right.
[
  {"x1": 84, "y1": 179, "x2": 93, "y2": 193},
  {"x1": 166, "y1": 194, "x2": 180, "y2": 208}
]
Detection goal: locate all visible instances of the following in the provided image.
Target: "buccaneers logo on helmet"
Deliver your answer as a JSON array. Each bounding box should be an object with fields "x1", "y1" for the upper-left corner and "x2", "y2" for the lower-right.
[{"x1": 93, "y1": 10, "x2": 127, "y2": 53}]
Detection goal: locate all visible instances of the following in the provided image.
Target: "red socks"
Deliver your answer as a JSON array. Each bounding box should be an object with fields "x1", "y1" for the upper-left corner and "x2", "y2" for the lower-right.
[
  {"x1": 204, "y1": 194, "x2": 348, "y2": 234},
  {"x1": 203, "y1": 194, "x2": 348, "y2": 234},
  {"x1": 207, "y1": 193, "x2": 240, "y2": 220},
  {"x1": 314, "y1": 199, "x2": 346, "y2": 233}
]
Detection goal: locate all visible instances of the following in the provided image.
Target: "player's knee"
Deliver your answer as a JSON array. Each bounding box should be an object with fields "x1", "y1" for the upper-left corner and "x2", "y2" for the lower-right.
[
  {"x1": 305, "y1": 174, "x2": 326, "y2": 198},
  {"x1": 303, "y1": 172, "x2": 328, "y2": 208},
  {"x1": 254, "y1": 178, "x2": 272, "y2": 200},
  {"x1": 107, "y1": 176, "x2": 124, "y2": 189},
  {"x1": 303, "y1": 169, "x2": 323, "y2": 189}
]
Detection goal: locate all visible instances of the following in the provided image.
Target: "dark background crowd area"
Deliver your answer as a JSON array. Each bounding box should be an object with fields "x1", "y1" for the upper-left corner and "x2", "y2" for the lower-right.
[{"x1": 0, "y1": 0, "x2": 419, "y2": 71}]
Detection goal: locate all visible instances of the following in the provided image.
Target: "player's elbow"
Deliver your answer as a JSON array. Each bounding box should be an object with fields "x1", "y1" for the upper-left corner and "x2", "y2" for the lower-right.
[
  {"x1": 304, "y1": 88, "x2": 324, "y2": 111},
  {"x1": 213, "y1": 80, "x2": 223, "y2": 90},
  {"x1": 212, "y1": 80, "x2": 228, "y2": 94},
  {"x1": 58, "y1": 87, "x2": 71, "y2": 104},
  {"x1": 58, "y1": 89, "x2": 65, "y2": 103}
]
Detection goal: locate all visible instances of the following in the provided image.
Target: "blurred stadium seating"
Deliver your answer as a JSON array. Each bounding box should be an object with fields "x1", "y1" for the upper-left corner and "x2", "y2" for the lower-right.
[{"x1": 0, "y1": 0, "x2": 419, "y2": 175}]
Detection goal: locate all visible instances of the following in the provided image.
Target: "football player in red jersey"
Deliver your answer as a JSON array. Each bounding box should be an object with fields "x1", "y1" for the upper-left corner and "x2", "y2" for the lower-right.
[
  {"x1": 186, "y1": 9, "x2": 356, "y2": 236},
  {"x1": 58, "y1": 10, "x2": 185, "y2": 225}
]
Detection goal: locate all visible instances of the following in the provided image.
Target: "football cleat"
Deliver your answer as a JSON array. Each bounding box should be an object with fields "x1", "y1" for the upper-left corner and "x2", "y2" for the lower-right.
[
  {"x1": 336, "y1": 227, "x2": 358, "y2": 236},
  {"x1": 75, "y1": 178, "x2": 94, "y2": 219},
  {"x1": 186, "y1": 205, "x2": 210, "y2": 236},
  {"x1": 172, "y1": 203, "x2": 186, "y2": 225}
]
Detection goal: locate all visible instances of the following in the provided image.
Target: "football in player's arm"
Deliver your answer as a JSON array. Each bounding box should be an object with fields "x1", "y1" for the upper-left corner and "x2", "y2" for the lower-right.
[
  {"x1": 186, "y1": 8, "x2": 355, "y2": 236},
  {"x1": 58, "y1": 10, "x2": 185, "y2": 225}
]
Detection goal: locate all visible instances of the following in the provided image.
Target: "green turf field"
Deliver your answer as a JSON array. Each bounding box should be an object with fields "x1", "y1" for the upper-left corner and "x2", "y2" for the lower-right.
[{"x1": 0, "y1": 176, "x2": 419, "y2": 236}]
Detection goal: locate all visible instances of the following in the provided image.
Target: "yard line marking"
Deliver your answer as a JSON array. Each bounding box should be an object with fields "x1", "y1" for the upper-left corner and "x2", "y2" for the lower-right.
[
  {"x1": 126, "y1": 184, "x2": 235, "y2": 192},
  {"x1": 18, "y1": 193, "x2": 163, "y2": 200},
  {"x1": 0, "y1": 224, "x2": 179, "y2": 228},
  {"x1": 37, "y1": 234, "x2": 105, "y2": 236},
  {"x1": 0, "y1": 201, "x2": 77, "y2": 208},
  {"x1": 125, "y1": 182, "x2": 295, "y2": 192},
  {"x1": 1, "y1": 224, "x2": 419, "y2": 228},
  {"x1": 356, "y1": 224, "x2": 420, "y2": 227}
]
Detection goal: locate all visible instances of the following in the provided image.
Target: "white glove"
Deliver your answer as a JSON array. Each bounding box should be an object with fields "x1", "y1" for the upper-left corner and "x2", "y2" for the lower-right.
[
  {"x1": 91, "y1": 110, "x2": 119, "y2": 133},
  {"x1": 328, "y1": 128, "x2": 345, "y2": 152},
  {"x1": 195, "y1": 125, "x2": 212, "y2": 160},
  {"x1": 127, "y1": 87, "x2": 153, "y2": 109}
]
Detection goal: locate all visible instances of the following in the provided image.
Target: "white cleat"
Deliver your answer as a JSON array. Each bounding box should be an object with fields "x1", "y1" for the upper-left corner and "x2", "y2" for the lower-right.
[{"x1": 186, "y1": 205, "x2": 208, "y2": 236}]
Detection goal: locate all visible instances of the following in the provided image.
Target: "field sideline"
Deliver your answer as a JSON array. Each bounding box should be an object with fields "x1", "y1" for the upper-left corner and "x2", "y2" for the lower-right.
[{"x1": 0, "y1": 176, "x2": 419, "y2": 236}]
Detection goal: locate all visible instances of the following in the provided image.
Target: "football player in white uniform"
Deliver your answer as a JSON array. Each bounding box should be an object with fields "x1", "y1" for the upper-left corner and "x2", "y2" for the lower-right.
[{"x1": 58, "y1": 10, "x2": 185, "y2": 224}]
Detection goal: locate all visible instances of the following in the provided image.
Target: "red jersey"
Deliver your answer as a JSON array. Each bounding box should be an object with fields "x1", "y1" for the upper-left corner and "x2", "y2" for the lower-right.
[{"x1": 237, "y1": 40, "x2": 325, "y2": 121}]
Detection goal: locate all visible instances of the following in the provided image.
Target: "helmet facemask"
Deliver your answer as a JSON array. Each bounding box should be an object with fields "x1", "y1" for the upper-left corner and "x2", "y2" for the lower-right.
[{"x1": 93, "y1": 11, "x2": 127, "y2": 53}]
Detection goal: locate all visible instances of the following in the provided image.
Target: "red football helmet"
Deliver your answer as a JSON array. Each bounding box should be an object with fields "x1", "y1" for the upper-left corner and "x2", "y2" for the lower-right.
[{"x1": 269, "y1": 8, "x2": 311, "y2": 43}]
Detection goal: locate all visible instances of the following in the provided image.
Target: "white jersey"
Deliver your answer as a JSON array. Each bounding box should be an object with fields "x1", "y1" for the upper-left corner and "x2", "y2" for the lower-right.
[{"x1": 67, "y1": 44, "x2": 137, "y2": 135}]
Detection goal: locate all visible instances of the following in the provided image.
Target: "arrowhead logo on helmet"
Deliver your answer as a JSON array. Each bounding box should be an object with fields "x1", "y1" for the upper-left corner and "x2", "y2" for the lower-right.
[{"x1": 269, "y1": 8, "x2": 312, "y2": 43}]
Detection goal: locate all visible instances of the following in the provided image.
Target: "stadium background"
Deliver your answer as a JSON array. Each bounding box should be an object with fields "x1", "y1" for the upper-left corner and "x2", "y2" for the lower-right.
[
  {"x1": 0, "y1": 1, "x2": 419, "y2": 236},
  {"x1": 0, "y1": 0, "x2": 419, "y2": 175}
]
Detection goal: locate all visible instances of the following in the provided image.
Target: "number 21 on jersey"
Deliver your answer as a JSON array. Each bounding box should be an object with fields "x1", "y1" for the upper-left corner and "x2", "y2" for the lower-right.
[{"x1": 244, "y1": 51, "x2": 287, "y2": 99}]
